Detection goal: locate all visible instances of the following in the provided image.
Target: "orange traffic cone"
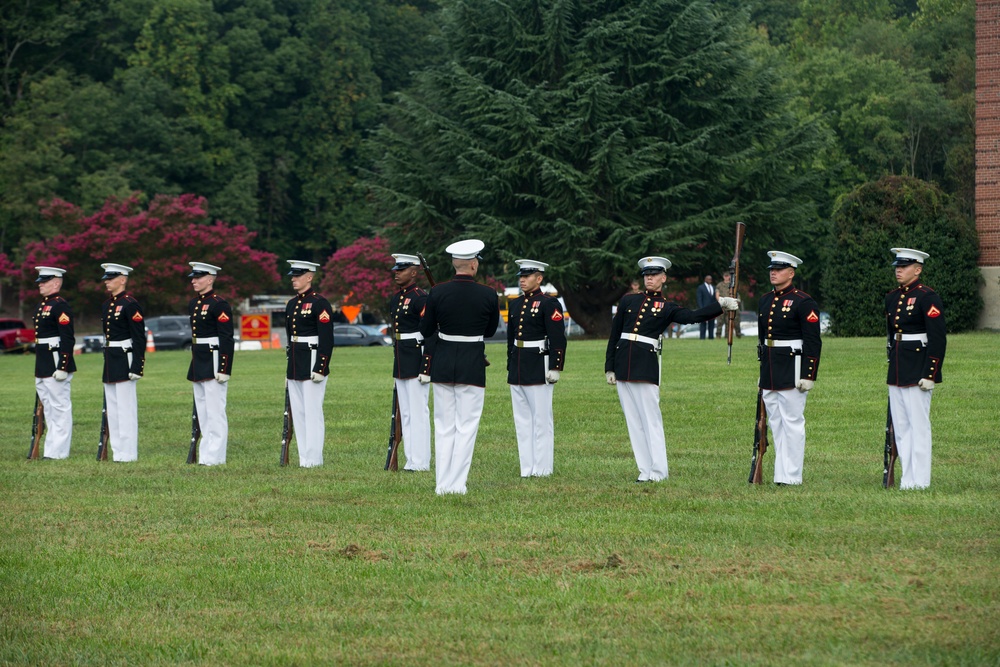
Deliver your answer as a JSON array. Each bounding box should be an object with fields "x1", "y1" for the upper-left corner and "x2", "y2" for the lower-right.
[
  {"x1": 271, "y1": 332, "x2": 280, "y2": 349},
  {"x1": 146, "y1": 329, "x2": 156, "y2": 353}
]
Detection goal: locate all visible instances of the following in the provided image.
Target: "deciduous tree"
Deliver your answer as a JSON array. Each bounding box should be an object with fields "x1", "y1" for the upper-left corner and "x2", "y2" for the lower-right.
[{"x1": 18, "y1": 193, "x2": 280, "y2": 319}]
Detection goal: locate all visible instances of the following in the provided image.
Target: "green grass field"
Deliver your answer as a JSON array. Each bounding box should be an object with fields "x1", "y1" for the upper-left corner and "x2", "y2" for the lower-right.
[{"x1": 2, "y1": 334, "x2": 998, "y2": 666}]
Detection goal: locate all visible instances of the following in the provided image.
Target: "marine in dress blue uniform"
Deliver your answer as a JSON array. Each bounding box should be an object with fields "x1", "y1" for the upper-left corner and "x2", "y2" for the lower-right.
[
  {"x1": 885, "y1": 248, "x2": 946, "y2": 490},
  {"x1": 418, "y1": 239, "x2": 500, "y2": 495},
  {"x1": 605, "y1": 257, "x2": 739, "y2": 482},
  {"x1": 388, "y1": 253, "x2": 432, "y2": 471},
  {"x1": 187, "y1": 262, "x2": 235, "y2": 465},
  {"x1": 757, "y1": 251, "x2": 822, "y2": 485},
  {"x1": 33, "y1": 267, "x2": 76, "y2": 459},
  {"x1": 285, "y1": 260, "x2": 335, "y2": 467},
  {"x1": 506, "y1": 259, "x2": 567, "y2": 478},
  {"x1": 100, "y1": 263, "x2": 146, "y2": 462}
]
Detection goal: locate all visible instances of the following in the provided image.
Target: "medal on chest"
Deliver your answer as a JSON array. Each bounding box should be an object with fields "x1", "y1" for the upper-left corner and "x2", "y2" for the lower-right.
[
  {"x1": 906, "y1": 297, "x2": 916, "y2": 312},
  {"x1": 781, "y1": 299, "x2": 793, "y2": 313}
]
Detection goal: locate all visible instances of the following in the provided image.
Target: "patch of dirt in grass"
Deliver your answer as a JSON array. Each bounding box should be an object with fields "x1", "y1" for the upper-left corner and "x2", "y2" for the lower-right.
[
  {"x1": 305, "y1": 541, "x2": 388, "y2": 562},
  {"x1": 570, "y1": 553, "x2": 626, "y2": 573}
]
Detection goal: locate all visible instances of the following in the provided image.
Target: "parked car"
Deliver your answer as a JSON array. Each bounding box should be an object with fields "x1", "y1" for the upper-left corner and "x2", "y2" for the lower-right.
[
  {"x1": 333, "y1": 324, "x2": 392, "y2": 347},
  {"x1": 81, "y1": 335, "x2": 104, "y2": 353},
  {"x1": 485, "y1": 319, "x2": 508, "y2": 343},
  {"x1": 0, "y1": 318, "x2": 34, "y2": 353},
  {"x1": 145, "y1": 315, "x2": 193, "y2": 351}
]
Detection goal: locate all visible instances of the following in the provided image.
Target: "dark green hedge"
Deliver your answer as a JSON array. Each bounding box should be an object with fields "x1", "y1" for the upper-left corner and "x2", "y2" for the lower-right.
[{"x1": 823, "y1": 176, "x2": 981, "y2": 336}]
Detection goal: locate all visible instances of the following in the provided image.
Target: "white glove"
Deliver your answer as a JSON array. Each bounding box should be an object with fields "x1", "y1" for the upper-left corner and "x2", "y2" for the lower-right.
[
  {"x1": 53, "y1": 370, "x2": 68, "y2": 381},
  {"x1": 128, "y1": 373, "x2": 142, "y2": 381},
  {"x1": 310, "y1": 372, "x2": 324, "y2": 383},
  {"x1": 545, "y1": 370, "x2": 560, "y2": 384},
  {"x1": 718, "y1": 297, "x2": 740, "y2": 311},
  {"x1": 918, "y1": 378, "x2": 935, "y2": 392},
  {"x1": 606, "y1": 371, "x2": 616, "y2": 385},
  {"x1": 796, "y1": 379, "x2": 814, "y2": 393},
  {"x1": 216, "y1": 373, "x2": 230, "y2": 384},
  {"x1": 418, "y1": 373, "x2": 431, "y2": 385}
]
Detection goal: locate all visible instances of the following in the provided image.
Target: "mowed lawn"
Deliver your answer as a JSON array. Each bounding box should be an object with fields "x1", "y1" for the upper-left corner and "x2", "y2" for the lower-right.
[{"x1": 1, "y1": 333, "x2": 998, "y2": 666}]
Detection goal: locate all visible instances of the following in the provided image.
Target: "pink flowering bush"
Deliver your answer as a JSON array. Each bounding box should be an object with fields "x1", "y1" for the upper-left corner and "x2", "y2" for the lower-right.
[
  {"x1": 19, "y1": 193, "x2": 280, "y2": 316},
  {"x1": 318, "y1": 236, "x2": 397, "y2": 318}
]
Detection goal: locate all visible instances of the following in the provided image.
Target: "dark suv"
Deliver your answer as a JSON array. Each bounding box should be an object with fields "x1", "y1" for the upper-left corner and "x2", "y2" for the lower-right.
[{"x1": 145, "y1": 316, "x2": 193, "y2": 351}]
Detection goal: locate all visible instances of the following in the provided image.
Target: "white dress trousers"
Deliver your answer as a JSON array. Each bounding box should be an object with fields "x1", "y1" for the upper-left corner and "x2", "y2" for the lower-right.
[
  {"x1": 762, "y1": 388, "x2": 809, "y2": 484},
  {"x1": 395, "y1": 377, "x2": 431, "y2": 471},
  {"x1": 616, "y1": 381, "x2": 668, "y2": 481},
  {"x1": 35, "y1": 375, "x2": 73, "y2": 459},
  {"x1": 193, "y1": 379, "x2": 229, "y2": 465},
  {"x1": 510, "y1": 384, "x2": 554, "y2": 477},
  {"x1": 288, "y1": 377, "x2": 327, "y2": 467},
  {"x1": 104, "y1": 380, "x2": 139, "y2": 462},
  {"x1": 889, "y1": 385, "x2": 933, "y2": 489},
  {"x1": 433, "y1": 383, "x2": 485, "y2": 494}
]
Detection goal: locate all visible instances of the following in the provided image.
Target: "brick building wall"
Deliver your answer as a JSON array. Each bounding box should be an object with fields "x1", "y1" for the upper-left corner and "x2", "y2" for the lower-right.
[{"x1": 977, "y1": 1, "x2": 1000, "y2": 328}]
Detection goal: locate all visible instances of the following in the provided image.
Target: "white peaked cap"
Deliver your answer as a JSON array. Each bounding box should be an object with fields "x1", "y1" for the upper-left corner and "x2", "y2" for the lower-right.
[
  {"x1": 515, "y1": 259, "x2": 549, "y2": 275},
  {"x1": 100, "y1": 263, "x2": 133, "y2": 278},
  {"x1": 766, "y1": 251, "x2": 802, "y2": 269},
  {"x1": 638, "y1": 256, "x2": 672, "y2": 274},
  {"x1": 445, "y1": 239, "x2": 485, "y2": 259},
  {"x1": 391, "y1": 254, "x2": 421, "y2": 270},
  {"x1": 188, "y1": 261, "x2": 221, "y2": 276},
  {"x1": 890, "y1": 247, "x2": 929, "y2": 265},
  {"x1": 287, "y1": 260, "x2": 320, "y2": 275}
]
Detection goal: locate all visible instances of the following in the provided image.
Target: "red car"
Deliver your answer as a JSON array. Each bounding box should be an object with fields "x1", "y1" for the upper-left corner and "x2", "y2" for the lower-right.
[{"x1": 0, "y1": 318, "x2": 35, "y2": 353}]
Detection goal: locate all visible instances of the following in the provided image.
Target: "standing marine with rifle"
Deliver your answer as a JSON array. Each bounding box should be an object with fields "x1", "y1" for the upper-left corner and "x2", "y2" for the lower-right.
[
  {"x1": 385, "y1": 253, "x2": 433, "y2": 472},
  {"x1": 99, "y1": 262, "x2": 146, "y2": 462},
  {"x1": 884, "y1": 247, "x2": 946, "y2": 490},
  {"x1": 506, "y1": 259, "x2": 566, "y2": 478},
  {"x1": 30, "y1": 266, "x2": 76, "y2": 460},
  {"x1": 186, "y1": 262, "x2": 235, "y2": 466},
  {"x1": 755, "y1": 251, "x2": 822, "y2": 486},
  {"x1": 605, "y1": 256, "x2": 739, "y2": 483},
  {"x1": 283, "y1": 260, "x2": 335, "y2": 468}
]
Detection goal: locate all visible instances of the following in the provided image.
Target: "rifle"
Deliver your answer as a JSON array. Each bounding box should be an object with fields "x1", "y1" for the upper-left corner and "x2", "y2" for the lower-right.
[
  {"x1": 727, "y1": 222, "x2": 746, "y2": 365},
  {"x1": 384, "y1": 387, "x2": 403, "y2": 471},
  {"x1": 748, "y1": 389, "x2": 768, "y2": 484},
  {"x1": 280, "y1": 382, "x2": 293, "y2": 466},
  {"x1": 187, "y1": 399, "x2": 201, "y2": 464},
  {"x1": 27, "y1": 394, "x2": 44, "y2": 460},
  {"x1": 883, "y1": 399, "x2": 898, "y2": 489},
  {"x1": 97, "y1": 396, "x2": 110, "y2": 461},
  {"x1": 416, "y1": 252, "x2": 437, "y2": 288}
]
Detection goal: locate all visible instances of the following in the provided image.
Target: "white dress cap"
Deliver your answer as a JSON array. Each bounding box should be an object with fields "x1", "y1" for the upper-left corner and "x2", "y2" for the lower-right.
[
  {"x1": 890, "y1": 247, "x2": 929, "y2": 266},
  {"x1": 515, "y1": 259, "x2": 549, "y2": 276},
  {"x1": 35, "y1": 266, "x2": 67, "y2": 283},
  {"x1": 766, "y1": 251, "x2": 802, "y2": 269},
  {"x1": 287, "y1": 259, "x2": 320, "y2": 275},
  {"x1": 391, "y1": 254, "x2": 421, "y2": 270},
  {"x1": 445, "y1": 239, "x2": 485, "y2": 260},
  {"x1": 637, "y1": 256, "x2": 672, "y2": 274},
  {"x1": 188, "y1": 261, "x2": 221, "y2": 276},
  {"x1": 100, "y1": 263, "x2": 133, "y2": 279}
]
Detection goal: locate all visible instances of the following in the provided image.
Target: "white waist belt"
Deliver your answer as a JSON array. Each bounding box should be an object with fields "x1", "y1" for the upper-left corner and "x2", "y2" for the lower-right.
[
  {"x1": 894, "y1": 333, "x2": 927, "y2": 343},
  {"x1": 394, "y1": 332, "x2": 423, "y2": 342},
  {"x1": 514, "y1": 339, "x2": 546, "y2": 349},
  {"x1": 620, "y1": 333, "x2": 660, "y2": 348},
  {"x1": 291, "y1": 335, "x2": 319, "y2": 344},
  {"x1": 37, "y1": 337, "x2": 61, "y2": 347},
  {"x1": 765, "y1": 338, "x2": 803, "y2": 349},
  {"x1": 106, "y1": 340, "x2": 133, "y2": 349},
  {"x1": 193, "y1": 336, "x2": 219, "y2": 346},
  {"x1": 438, "y1": 333, "x2": 484, "y2": 343}
]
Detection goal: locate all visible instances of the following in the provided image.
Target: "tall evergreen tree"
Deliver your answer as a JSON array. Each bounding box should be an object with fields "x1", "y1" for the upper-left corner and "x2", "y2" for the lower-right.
[{"x1": 366, "y1": 0, "x2": 830, "y2": 334}]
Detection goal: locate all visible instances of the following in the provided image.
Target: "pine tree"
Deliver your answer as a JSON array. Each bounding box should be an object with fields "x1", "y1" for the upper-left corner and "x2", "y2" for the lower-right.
[{"x1": 367, "y1": 0, "x2": 830, "y2": 334}]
